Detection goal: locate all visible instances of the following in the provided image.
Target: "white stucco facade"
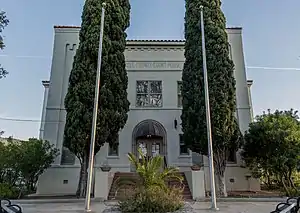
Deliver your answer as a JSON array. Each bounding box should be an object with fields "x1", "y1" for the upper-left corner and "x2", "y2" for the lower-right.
[{"x1": 36, "y1": 26, "x2": 259, "y2": 196}]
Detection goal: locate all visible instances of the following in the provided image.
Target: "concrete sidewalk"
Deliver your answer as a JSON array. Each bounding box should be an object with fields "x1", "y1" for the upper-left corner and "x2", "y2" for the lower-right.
[
  {"x1": 12, "y1": 197, "x2": 287, "y2": 204},
  {"x1": 19, "y1": 201, "x2": 278, "y2": 213}
]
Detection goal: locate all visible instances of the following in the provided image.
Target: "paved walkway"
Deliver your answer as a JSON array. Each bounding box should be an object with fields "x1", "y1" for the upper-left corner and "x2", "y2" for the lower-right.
[
  {"x1": 191, "y1": 202, "x2": 277, "y2": 212},
  {"x1": 19, "y1": 201, "x2": 278, "y2": 213}
]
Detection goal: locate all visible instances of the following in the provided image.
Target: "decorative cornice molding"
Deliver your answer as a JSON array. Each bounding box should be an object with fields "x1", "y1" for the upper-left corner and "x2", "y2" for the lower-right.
[
  {"x1": 126, "y1": 40, "x2": 185, "y2": 47},
  {"x1": 126, "y1": 46, "x2": 184, "y2": 51},
  {"x1": 42, "y1": 80, "x2": 50, "y2": 88},
  {"x1": 54, "y1": 26, "x2": 80, "y2": 33},
  {"x1": 54, "y1": 25, "x2": 242, "y2": 32},
  {"x1": 247, "y1": 80, "x2": 253, "y2": 87}
]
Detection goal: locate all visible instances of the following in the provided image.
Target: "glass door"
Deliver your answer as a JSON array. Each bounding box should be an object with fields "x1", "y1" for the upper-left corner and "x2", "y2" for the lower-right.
[
  {"x1": 150, "y1": 141, "x2": 160, "y2": 157},
  {"x1": 137, "y1": 139, "x2": 162, "y2": 160},
  {"x1": 138, "y1": 140, "x2": 147, "y2": 161}
]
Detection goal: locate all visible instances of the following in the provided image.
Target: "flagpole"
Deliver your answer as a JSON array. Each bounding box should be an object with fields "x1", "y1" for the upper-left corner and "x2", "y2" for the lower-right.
[
  {"x1": 200, "y1": 5, "x2": 218, "y2": 211},
  {"x1": 85, "y1": 2, "x2": 106, "y2": 212}
]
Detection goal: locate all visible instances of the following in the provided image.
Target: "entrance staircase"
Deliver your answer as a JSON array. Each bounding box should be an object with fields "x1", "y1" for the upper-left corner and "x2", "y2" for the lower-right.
[
  {"x1": 108, "y1": 172, "x2": 192, "y2": 200},
  {"x1": 167, "y1": 172, "x2": 193, "y2": 200}
]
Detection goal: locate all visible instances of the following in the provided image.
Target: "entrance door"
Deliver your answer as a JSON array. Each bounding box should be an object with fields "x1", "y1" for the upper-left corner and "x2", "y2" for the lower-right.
[{"x1": 137, "y1": 139, "x2": 162, "y2": 161}]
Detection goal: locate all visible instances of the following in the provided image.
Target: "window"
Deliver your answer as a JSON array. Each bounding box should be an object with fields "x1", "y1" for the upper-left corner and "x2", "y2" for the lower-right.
[
  {"x1": 61, "y1": 146, "x2": 76, "y2": 165},
  {"x1": 179, "y1": 134, "x2": 189, "y2": 155},
  {"x1": 227, "y1": 148, "x2": 237, "y2": 163},
  {"x1": 228, "y1": 44, "x2": 233, "y2": 60},
  {"x1": 136, "y1": 80, "x2": 162, "y2": 107},
  {"x1": 108, "y1": 143, "x2": 119, "y2": 156},
  {"x1": 177, "y1": 81, "x2": 182, "y2": 107}
]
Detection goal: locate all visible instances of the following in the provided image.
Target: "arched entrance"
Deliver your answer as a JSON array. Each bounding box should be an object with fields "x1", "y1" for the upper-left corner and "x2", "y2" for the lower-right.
[{"x1": 131, "y1": 119, "x2": 167, "y2": 170}]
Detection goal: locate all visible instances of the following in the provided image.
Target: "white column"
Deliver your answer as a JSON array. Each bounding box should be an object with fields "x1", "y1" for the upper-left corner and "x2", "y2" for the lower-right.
[
  {"x1": 247, "y1": 80, "x2": 254, "y2": 121},
  {"x1": 39, "y1": 80, "x2": 50, "y2": 140}
]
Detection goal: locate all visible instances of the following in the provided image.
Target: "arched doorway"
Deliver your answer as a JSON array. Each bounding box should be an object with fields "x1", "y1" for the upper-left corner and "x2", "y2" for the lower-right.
[{"x1": 131, "y1": 119, "x2": 167, "y2": 170}]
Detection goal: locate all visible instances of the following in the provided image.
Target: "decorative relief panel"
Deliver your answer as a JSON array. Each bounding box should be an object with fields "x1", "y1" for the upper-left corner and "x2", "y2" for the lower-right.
[
  {"x1": 126, "y1": 61, "x2": 183, "y2": 70},
  {"x1": 136, "y1": 80, "x2": 163, "y2": 107}
]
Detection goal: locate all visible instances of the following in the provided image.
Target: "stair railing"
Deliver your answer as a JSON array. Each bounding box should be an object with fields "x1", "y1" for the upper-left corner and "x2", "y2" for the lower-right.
[
  {"x1": 0, "y1": 199, "x2": 22, "y2": 213},
  {"x1": 270, "y1": 197, "x2": 300, "y2": 213},
  {"x1": 163, "y1": 155, "x2": 167, "y2": 169}
]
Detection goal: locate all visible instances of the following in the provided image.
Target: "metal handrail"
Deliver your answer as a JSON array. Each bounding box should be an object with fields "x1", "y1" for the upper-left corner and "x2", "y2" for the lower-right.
[
  {"x1": 270, "y1": 197, "x2": 300, "y2": 213},
  {"x1": 163, "y1": 155, "x2": 167, "y2": 168},
  {"x1": 0, "y1": 199, "x2": 22, "y2": 213}
]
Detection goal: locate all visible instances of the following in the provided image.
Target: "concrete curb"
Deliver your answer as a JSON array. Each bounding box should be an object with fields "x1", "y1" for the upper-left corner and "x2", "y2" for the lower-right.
[
  {"x1": 198, "y1": 197, "x2": 288, "y2": 202},
  {"x1": 11, "y1": 197, "x2": 287, "y2": 204},
  {"x1": 11, "y1": 198, "x2": 104, "y2": 204}
]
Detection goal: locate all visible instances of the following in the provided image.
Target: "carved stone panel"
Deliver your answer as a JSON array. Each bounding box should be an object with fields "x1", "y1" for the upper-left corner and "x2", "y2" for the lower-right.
[{"x1": 125, "y1": 61, "x2": 183, "y2": 71}]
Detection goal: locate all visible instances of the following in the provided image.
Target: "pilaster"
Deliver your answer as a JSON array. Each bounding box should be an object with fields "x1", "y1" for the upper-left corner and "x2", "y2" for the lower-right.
[{"x1": 39, "y1": 80, "x2": 50, "y2": 140}]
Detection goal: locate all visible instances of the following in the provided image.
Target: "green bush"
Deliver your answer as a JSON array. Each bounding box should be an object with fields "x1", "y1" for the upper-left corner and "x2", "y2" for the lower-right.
[
  {"x1": 119, "y1": 186, "x2": 184, "y2": 213},
  {"x1": 0, "y1": 183, "x2": 19, "y2": 199},
  {"x1": 0, "y1": 138, "x2": 58, "y2": 198},
  {"x1": 292, "y1": 172, "x2": 300, "y2": 188},
  {"x1": 287, "y1": 188, "x2": 300, "y2": 197}
]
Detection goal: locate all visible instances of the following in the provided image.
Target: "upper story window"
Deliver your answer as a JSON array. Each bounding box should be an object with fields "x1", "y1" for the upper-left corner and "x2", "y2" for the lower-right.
[
  {"x1": 136, "y1": 80, "x2": 162, "y2": 107},
  {"x1": 177, "y1": 81, "x2": 182, "y2": 107}
]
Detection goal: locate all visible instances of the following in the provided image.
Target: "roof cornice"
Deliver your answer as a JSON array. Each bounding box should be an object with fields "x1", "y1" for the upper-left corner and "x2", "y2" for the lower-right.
[
  {"x1": 54, "y1": 25, "x2": 243, "y2": 30},
  {"x1": 53, "y1": 26, "x2": 243, "y2": 47},
  {"x1": 42, "y1": 80, "x2": 50, "y2": 87},
  {"x1": 53, "y1": 25, "x2": 243, "y2": 36}
]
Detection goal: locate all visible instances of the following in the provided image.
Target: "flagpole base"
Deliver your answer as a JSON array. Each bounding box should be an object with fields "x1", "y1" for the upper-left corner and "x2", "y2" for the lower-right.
[{"x1": 210, "y1": 206, "x2": 219, "y2": 211}]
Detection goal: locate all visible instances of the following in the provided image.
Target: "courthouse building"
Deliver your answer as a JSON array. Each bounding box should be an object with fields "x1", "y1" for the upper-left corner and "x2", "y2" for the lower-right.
[{"x1": 36, "y1": 25, "x2": 260, "y2": 198}]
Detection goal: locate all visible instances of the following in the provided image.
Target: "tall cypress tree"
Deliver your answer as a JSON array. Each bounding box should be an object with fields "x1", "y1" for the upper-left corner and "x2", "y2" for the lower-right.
[
  {"x1": 181, "y1": 0, "x2": 242, "y2": 196},
  {"x1": 64, "y1": 0, "x2": 130, "y2": 197}
]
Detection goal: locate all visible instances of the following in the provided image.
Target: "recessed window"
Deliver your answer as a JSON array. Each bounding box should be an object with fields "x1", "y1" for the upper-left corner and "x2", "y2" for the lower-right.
[
  {"x1": 227, "y1": 148, "x2": 237, "y2": 163},
  {"x1": 177, "y1": 81, "x2": 182, "y2": 107},
  {"x1": 136, "y1": 80, "x2": 162, "y2": 107},
  {"x1": 179, "y1": 134, "x2": 189, "y2": 155},
  {"x1": 61, "y1": 146, "x2": 76, "y2": 165},
  {"x1": 108, "y1": 143, "x2": 119, "y2": 156},
  {"x1": 227, "y1": 118, "x2": 239, "y2": 163},
  {"x1": 228, "y1": 44, "x2": 233, "y2": 60}
]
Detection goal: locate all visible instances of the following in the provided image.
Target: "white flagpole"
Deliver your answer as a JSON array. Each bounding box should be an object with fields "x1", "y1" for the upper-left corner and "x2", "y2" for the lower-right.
[
  {"x1": 200, "y1": 5, "x2": 218, "y2": 210},
  {"x1": 85, "y1": 2, "x2": 106, "y2": 212}
]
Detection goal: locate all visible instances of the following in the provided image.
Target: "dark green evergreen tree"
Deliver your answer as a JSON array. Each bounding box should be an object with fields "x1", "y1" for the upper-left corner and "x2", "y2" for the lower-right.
[
  {"x1": 64, "y1": 0, "x2": 130, "y2": 197},
  {"x1": 181, "y1": 0, "x2": 242, "y2": 196}
]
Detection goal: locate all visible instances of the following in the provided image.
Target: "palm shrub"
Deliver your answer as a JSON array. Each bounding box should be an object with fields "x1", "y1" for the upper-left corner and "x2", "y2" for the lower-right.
[{"x1": 117, "y1": 149, "x2": 185, "y2": 213}]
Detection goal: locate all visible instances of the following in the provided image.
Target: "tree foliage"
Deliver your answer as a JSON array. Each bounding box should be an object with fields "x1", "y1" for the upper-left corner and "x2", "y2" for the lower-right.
[
  {"x1": 0, "y1": 138, "x2": 58, "y2": 198},
  {"x1": 63, "y1": 0, "x2": 130, "y2": 197},
  {"x1": 181, "y1": 0, "x2": 241, "y2": 196},
  {"x1": 18, "y1": 138, "x2": 59, "y2": 191},
  {"x1": 242, "y1": 109, "x2": 300, "y2": 196},
  {"x1": 0, "y1": 11, "x2": 9, "y2": 79}
]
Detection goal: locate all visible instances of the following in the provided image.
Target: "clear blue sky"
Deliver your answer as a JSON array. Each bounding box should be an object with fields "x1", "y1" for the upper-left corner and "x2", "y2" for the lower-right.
[{"x1": 1, "y1": 0, "x2": 300, "y2": 139}]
